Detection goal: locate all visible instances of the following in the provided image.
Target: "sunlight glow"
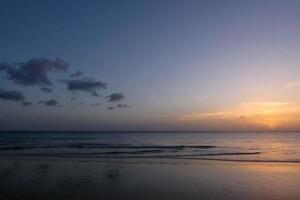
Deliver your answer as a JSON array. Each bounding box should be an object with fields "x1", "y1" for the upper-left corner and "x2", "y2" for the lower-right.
[{"x1": 178, "y1": 101, "x2": 300, "y2": 130}]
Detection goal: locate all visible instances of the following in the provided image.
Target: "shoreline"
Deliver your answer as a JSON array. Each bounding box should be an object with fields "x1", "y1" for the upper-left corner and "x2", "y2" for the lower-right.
[
  {"x1": 1, "y1": 157, "x2": 300, "y2": 200},
  {"x1": 1, "y1": 155, "x2": 300, "y2": 164}
]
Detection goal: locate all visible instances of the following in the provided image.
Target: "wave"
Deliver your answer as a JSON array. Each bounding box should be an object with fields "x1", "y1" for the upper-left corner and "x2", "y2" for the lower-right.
[
  {"x1": 1, "y1": 150, "x2": 300, "y2": 163},
  {"x1": 179, "y1": 158, "x2": 300, "y2": 163},
  {"x1": 177, "y1": 152, "x2": 261, "y2": 156},
  {"x1": 0, "y1": 144, "x2": 216, "y2": 150},
  {"x1": 66, "y1": 144, "x2": 216, "y2": 149},
  {"x1": 0, "y1": 151, "x2": 259, "y2": 157}
]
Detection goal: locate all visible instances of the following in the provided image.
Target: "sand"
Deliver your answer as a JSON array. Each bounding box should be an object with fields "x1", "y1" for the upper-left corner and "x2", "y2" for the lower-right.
[{"x1": 0, "y1": 158, "x2": 300, "y2": 200}]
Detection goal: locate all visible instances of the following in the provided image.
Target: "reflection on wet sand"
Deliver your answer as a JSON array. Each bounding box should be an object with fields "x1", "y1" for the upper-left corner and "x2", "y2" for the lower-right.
[
  {"x1": 0, "y1": 159, "x2": 300, "y2": 200},
  {"x1": 106, "y1": 169, "x2": 121, "y2": 181}
]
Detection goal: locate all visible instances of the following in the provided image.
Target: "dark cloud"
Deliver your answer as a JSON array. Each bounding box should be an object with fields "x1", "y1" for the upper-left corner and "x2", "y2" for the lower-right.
[
  {"x1": 0, "y1": 58, "x2": 69, "y2": 86},
  {"x1": 0, "y1": 89, "x2": 25, "y2": 102},
  {"x1": 116, "y1": 104, "x2": 130, "y2": 108},
  {"x1": 40, "y1": 87, "x2": 53, "y2": 93},
  {"x1": 107, "y1": 93, "x2": 124, "y2": 102},
  {"x1": 0, "y1": 63, "x2": 10, "y2": 71},
  {"x1": 39, "y1": 99, "x2": 61, "y2": 107},
  {"x1": 65, "y1": 78, "x2": 107, "y2": 96},
  {"x1": 91, "y1": 91, "x2": 101, "y2": 97},
  {"x1": 70, "y1": 70, "x2": 83, "y2": 77},
  {"x1": 22, "y1": 101, "x2": 33, "y2": 106},
  {"x1": 45, "y1": 99, "x2": 58, "y2": 106},
  {"x1": 107, "y1": 107, "x2": 114, "y2": 110}
]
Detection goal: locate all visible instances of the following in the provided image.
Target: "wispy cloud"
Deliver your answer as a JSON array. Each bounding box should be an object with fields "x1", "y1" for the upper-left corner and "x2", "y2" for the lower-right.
[
  {"x1": 178, "y1": 111, "x2": 233, "y2": 121},
  {"x1": 69, "y1": 70, "x2": 83, "y2": 77},
  {"x1": 22, "y1": 101, "x2": 33, "y2": 106},
  {"x1": 116, "y1": 104, "x2": 130, "y2": 108},
  {"x1": 40, "y1": 87, "x2": 53, "y2": 93},
  {"x1": 284, "y1": 81, "x2": 300, "y2": 89},
  {"x1": 0, "y1": 89, "x2": 25, "y2": 102},
  {"x1": 240, "y1": 102, "x2": 290, "y2": 106},
  {"x1": 178, "y1": 101, "x2": 300, "y2": 129},
  {"x1": 64, "y1": 78, "x2": 107, "y2": 96},
  {"x1": 180, "y1": 97, "x2": 209, "y2": 102},
  {"x1": 91, "y1": 102, "x2": 102, "y2": 106},
  {"x1": 39, "y1": 99, "x2": 62, "y2": 107},
  {"x1": 107, "y1": 107, "x2": 114, "y2": 111},
  {"x1": 107, "y1": 93, "x2": 124, "y2": 102}
]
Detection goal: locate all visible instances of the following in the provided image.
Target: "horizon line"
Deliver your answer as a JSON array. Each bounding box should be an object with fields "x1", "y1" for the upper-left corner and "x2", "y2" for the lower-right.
[{"x1": 1, "y1": 130, "x2": 300, "y2": 133}]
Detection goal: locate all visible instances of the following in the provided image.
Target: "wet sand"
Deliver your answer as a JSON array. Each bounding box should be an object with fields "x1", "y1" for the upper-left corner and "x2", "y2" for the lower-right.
[{"x1": 0, "y1": 158, "x2": 300, "y2": 200}]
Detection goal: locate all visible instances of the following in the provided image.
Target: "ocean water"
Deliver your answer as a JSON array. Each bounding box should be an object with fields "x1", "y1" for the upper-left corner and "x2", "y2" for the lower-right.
[{"x1": 0, "y1": 131, "x2": 300, "y2": 162}]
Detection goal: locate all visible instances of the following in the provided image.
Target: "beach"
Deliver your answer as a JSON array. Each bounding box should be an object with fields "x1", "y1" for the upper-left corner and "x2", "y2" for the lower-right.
[
  {"x1": 2, "y1": 1, "x2": 300, "y2": 199},
  {"x1": 1, "y1": 157, "x2": 300, "y2": 200},
  {"x1": 1, "y1": 131, "x2": 300, "y2": 200}
]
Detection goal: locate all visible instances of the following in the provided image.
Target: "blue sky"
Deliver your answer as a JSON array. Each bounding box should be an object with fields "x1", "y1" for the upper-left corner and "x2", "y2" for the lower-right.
[{"x1": 1, "y1": 0, "x2": 300, "y2": 130}]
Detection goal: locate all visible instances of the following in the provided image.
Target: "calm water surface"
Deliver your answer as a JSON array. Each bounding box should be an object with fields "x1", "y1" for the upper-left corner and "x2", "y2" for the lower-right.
[{"x1": 0, "y1": 131, "x2": 300, "y2": 162}]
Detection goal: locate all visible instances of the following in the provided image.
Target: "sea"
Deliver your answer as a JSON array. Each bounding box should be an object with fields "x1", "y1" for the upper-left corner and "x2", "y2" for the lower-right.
[{"x1": 0, "y1": 131, "x2": 299, "y2": 162}]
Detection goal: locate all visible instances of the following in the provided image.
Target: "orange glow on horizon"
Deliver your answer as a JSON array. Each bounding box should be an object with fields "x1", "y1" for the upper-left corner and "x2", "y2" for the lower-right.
[{"x1": 178, "y1": 101, "x2": 300, "y2": 130}]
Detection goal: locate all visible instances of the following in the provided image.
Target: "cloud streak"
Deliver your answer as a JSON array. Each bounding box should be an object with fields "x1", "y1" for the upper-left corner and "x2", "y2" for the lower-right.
[
  {"x1": 107, "y1": 107, "x2": 114, "y2": 110},
  {"x1": 179, "y1": 111, "x2": 233, "y2": 121},
  {"x1": 116, "y1": 104, "x2": 130, "y2": 108},
  {"x1": 40, "y1": 87, "x2": 53, "y2": 93},
  {"x1": 107, "y1": 93, "x2": 124, "y2": 102},
  {"x1": 0, "y1": 89, "x2": 25, "y2": 102},
  {"x1": 39, "y1": 99, "x2": 61, "y2": 107},
  {"x1": 240, "y1": 102, "x2": 290, "y2": 106},
  {"x1": 285, "y1": 81, "x2": 300, "y2": 89},
  {"x1": 22, "y1": 101, "x2": 33, "y2": 106},
  {"x1": 70, "y1": 70, "x2": 83, "y2": 77},
  {"x1": 65, "y1": 78, "x2": 106, "y2": 96},
  {"x1": 91, "y1": 102, "x2": 102, "y2": 106}
]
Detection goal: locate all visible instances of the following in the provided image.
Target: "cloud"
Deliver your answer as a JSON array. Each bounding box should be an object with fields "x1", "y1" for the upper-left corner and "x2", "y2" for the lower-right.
[
  {"x1": 116, "y1": 104, "x2": 130, "y2": 108},
  {"x1": 107, "y1": 107, "x2": 114, "y2": 110},
  {"x1": 180, "y1": 101, "x2": 291, "y2": 121},
  {"x1": 285, "y1": 81, "x2": 300, "y2": 89},
  {"x1": 179, "y1": 111, "x2": 233, "y2": 121},
  {"x1": 91, "y1": 91, "x2": 101, "y2": 97},
  {"x1": 0, "y1": 89, "x2": 25, "y2": 102},
  {"x1": 70, "y1": 70, "x2": 83, "y2": 77},
  {"x1": 45, "y1": 99, "x2": 58, "y2": 106},
  {"x1": 177, "y1": 101, "x2": 300, "y2": 131},
  {"x1": 107, "y1": 93, "x2": 124, "y2": 102},
  {"x1": 22, "y1": 101, "x2": 33, "y2": 106},
  {"x1": 239, "y1": 116, "x2": 246, "y2": 120},
  {"x1": 0, "y1": 58, "x2": 69, "y2": 86},
  {"x1": 64, "y1": 78, "x2": 107, "y2": 96},
  {"x1": 240, "y1": 102, "x2": 290, "y2": 106},
  {"x1": 106, "y1": 104, "x2": 130, "y2": 110},
  {"x1": 91, "y1": 102, "x2": 102, "y2": 106},
  {"x1": 40, "y1": 87, "x2": 53, "y2": 93},
  {"x1": 39, "y1": 99, "x2": 61, "y2": 107}
]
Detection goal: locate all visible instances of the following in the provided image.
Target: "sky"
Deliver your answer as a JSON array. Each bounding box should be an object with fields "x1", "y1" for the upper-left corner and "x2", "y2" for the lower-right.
[{"x1": 1, "y1": 0, "x2": 300, "y2": 131}]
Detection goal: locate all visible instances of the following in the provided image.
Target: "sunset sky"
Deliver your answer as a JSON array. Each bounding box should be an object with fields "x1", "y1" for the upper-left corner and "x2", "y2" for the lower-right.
[{"x1": 1, "y1": 0, "x2": 300, "y2": 131}]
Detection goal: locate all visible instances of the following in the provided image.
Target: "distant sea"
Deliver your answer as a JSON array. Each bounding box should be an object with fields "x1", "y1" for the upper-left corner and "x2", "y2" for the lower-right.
[{"x1": 1, "y1": 131, "x2": 300, "y2": 162}]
